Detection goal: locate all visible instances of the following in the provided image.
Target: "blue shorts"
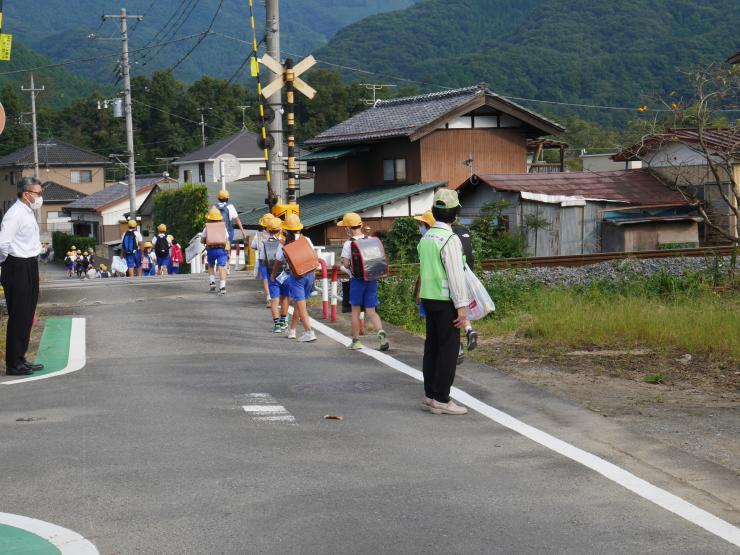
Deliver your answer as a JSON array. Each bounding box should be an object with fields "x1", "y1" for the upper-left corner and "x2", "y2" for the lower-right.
[
  {"x1": 169, "y1": 265, "x2": 180, "y2": 274},
  {"x1": 289, "y1": 273, "x2": 315, "y2": 302},
  {"x1": 156, "y1": 256, "x2": 170, "y2": 268},
  {"x1": 125, "y1": 252, "x2": 141, "y2": 269},
  {"x1": 268, "y1": 277, "x2": 290, "y2": 299},
  {"x1": 257, "y1": 261, "x2": 270, "y2": 280},
  {"x1": 65, "y1": 263, "x2": 73, "y2": 270},
  {"x1": 207, "y1": 247, "x2": 228, "y2": 267},
  {"x1": 349, "y1": 278, "x2": 379, "y2": 308}
]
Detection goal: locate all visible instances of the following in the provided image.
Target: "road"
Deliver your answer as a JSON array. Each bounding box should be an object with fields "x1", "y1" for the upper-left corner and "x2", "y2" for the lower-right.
[{"x1": 1, "y1": 271, "x2": 739, "y2": 554}]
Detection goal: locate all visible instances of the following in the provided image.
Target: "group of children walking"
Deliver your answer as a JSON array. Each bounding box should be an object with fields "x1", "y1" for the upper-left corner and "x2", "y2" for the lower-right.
[
  {"x1": 120, "y1": 219, "x2": 184, "y2": 278},
  {"x1": 64, "y1": 248, "x2": 102, "y2": 278}
]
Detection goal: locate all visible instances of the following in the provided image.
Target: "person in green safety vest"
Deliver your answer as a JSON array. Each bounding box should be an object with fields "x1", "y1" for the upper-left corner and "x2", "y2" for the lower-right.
[{"x1": 417, "y1": 189, "x2": 470, "y2": 416}]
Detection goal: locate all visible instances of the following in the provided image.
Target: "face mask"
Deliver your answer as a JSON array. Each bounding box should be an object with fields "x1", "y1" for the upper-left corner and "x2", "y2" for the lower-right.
[
  {"x1": 419, "y1": 225, "x2": 427, "y2": 235},
  {"x1": 28, "y1": 193, "x2": 43, "y2": 210}
]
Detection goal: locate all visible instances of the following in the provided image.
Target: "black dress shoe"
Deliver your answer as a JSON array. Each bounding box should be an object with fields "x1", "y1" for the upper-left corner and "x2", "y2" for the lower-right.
[
  {"x1": 6, "y1": 366, "x2": 33, "y2": 376},
  {"x1": 23, "y1": 362, "x2": 44, "y2": 372}
]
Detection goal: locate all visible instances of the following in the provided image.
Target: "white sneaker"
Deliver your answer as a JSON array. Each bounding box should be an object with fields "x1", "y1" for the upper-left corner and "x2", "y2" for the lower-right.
[
  {"x1": 297, "y1": 331, "x2": 317, "y2": 342},
  {"x1": 430, "y1": 399, "x2": 468, "y2": 415},
  {"x1": 421, "y1": 397, "x2": 434, "y2": 411},
  {"x1": 286, "y1": 329, "x2": 296, "y2": 339}
]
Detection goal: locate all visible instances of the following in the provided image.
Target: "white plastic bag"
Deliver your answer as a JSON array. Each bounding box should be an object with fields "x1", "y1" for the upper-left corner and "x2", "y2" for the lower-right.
[{"x1": 464, "y1": 264, "x2": 495, "y2": 321}]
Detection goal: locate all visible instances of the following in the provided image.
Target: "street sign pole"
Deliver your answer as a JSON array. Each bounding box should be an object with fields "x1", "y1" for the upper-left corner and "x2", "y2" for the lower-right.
[{"x1": 265, "y1": 0, "x2": 283, "y2": 201}]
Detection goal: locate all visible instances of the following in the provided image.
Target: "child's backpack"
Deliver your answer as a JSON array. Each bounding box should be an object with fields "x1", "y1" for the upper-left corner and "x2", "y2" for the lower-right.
[
  {"x1": 282, "y1": 236, "x2": 318, "y2": 277},
  {"x1": 205, "y1": 222, "x2": 228, "y2": 247},
  {"x1": 122, "y1": 230, "x2": 138, "y2": 255},
  {"x1": 350, "y1": 236, "x2": 388, "y2": 280},
  {"x1": 263, "y1": 237, "x2": 281, "y2": 266},
  {"x1": 155, "y1": 234, "x2": 170, "y2": 258}
]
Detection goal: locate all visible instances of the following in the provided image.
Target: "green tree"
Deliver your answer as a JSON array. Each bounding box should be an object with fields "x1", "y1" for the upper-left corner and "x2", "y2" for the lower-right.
[
  {"x1": 470, "y1": 201, "x2": 527, "y2": 260},
  {"x1": 385, "y1": 216, "x2": 420, "y2": 263}
]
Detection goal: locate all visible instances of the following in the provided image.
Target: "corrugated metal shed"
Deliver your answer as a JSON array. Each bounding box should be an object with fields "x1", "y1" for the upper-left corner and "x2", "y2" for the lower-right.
[{"x1": 239, "y1": 182, "x2": 443, "y2": 229}]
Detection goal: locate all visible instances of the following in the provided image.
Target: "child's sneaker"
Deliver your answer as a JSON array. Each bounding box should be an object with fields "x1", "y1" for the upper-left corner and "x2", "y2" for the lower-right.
[
  {"x1": 377, "y1": 330, "x2": 389, "y2": 351},
  {"x1": 209, "y1": 283, "x2": 216, "y2": 292},
  {"x1": 348, "y1": 339, "x2": 364, "y2": 350},
  {"x1": 272, "y1": 322, "x2": 282, "y2": 333},
  {"x1": 466, "y1": 328, "x2": 478, "y2": 351},
  {"x1": 218, "y1": 287, "x2": 226, "y2": 296},
  {"x1": 297, "y1": 330, "x2": 317, "y2": 342},
  {"x1": 286, "y1": 328, "x2": 296, "y2": 339}
]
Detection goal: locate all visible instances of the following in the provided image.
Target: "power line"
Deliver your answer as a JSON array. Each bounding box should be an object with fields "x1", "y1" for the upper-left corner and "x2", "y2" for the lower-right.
[
  {"x1": 135, "y1": 0, "x2": 189, "y2": 54},
  {"x1": 0, "y1": 32, "x2": 209, "y2": 76},
  {"x1": 141, "y1": 0, "x2": 202, "y2": 66},
  {"x1": 130, "y1": 0, "x2": 157, "y2": 34},
  {"x1": 171, "y1": 0, "x2": 223, "y2": 70}
]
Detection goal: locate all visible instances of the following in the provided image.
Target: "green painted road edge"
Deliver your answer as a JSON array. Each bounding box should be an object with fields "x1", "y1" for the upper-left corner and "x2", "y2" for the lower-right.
[
  {"x1": 31, "y1": 318, "x2": 72, "y2": 377},
  {"x1": 0, "y1": 514, "x2": 98, "y2": 554},
  {"x1": 0, "y1": 523, "x2": 61, "y2": 555},
  {"x1": 1, "y1": 318, "x2": 86, "y2": 385}
]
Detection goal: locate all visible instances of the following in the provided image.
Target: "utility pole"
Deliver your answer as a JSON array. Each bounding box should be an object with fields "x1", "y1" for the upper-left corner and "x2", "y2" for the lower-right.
[
  {"x1": 103, "y1": 8, "x2": 142, "y2": 219},
  {"x1": 238, "y1": 105, "x2": 251, "y2": 130},
  {"x1": 199, "y1": 112, "x2": 206, "y2": 148},
  {"x1": 360, "y1": 83, "x2": 396, "y2": 106},
  {"x1": 21, "y1": 73, "x2": 44, "y2": 178},
  {"x1": 265, "y1": 0, "x2": 283, "y2": 199}
]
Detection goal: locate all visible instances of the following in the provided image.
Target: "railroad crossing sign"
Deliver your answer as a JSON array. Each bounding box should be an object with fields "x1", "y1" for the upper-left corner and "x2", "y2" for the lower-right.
[{"x1": 259, "y1": 54, "x2": 317, "y2": 100}]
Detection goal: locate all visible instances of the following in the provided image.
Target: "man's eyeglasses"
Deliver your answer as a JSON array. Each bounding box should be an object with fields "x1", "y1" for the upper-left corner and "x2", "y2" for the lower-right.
[{"x1": 26, "y1": 190, "x2": 43, "y2": 197}]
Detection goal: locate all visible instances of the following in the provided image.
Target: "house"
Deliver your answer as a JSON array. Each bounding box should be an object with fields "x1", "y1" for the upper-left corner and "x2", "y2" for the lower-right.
[
  {"x1": 581, "y1": 152, "x2": 642, "y2": 172},
  {"x1": 282, "y1": 85, "x2": 563, "y2": 244},
  {"x1": 62, "y1": 181, "x2": 160, "y2": 245},
  {"x1": 457, "y1": 170, "x2": 699, "y2": 256},
  {"x1": 0, "y1": 138, "x2": 109, "y2": 220},
  {"x1": 39, "y1": 182, "x2": 86, "y2": 239},
  {"x1": 612, "y1": 128, "x2": 739, "y2": 243},
  {"x1": 173, "y1": 131, "x2": 305, "y2": 185}
]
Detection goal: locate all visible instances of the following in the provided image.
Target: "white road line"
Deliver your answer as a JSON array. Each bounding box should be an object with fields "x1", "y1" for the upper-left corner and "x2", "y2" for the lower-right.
[
  {"x1": 2, "y1": 318, "x2": 87, "y2": 385},
  {"x1": 0, "y1": 512, "x2": 99, "y2": 554},
  {"x1": 242, "y1": 393, "x2": 296, "y2": 423},
  {"x1": 308, "y1": 316, "x2": 740, "y2": 548}
]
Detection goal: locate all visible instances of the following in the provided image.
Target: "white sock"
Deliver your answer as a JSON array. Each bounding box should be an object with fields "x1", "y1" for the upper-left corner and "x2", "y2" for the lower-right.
[
  {"x1": 209, "y1": 276, "x2": 215, "y2": 284},
  {"x1": 219, "y1": 280, "x2": 226, "y2": 289}
]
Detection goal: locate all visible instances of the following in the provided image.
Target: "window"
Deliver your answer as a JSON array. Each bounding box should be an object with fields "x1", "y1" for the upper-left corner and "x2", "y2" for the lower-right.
[
  {"x1": 198, "y1": 162, "x2": 206, "y2": 183},
  {"x1": 71, "y1": 170, "x2": 92, "y2": 183},
  {"x1": 46, "y1": 211, "x2": 59, "y2": 219},
  {"x1": 383, "y1": 159, "x2": 407, "y2": 182},
  {"x1": 183, "y1": 169, "x2": 192, "y2": 182}
]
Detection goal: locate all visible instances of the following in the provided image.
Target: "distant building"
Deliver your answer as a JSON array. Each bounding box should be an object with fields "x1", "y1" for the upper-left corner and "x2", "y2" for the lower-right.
[
  {"x1": 39, "y1": 182, "x2": 86, "y2": 239},
  {"x1": 0, "y1": 138, "x2": 110, "y2": 223},
  {"x1": 457, "y1": 170, "x2": 700, "y2": 256},
  {"x1": 581, "y1": 152, "x2": 641, "y2": 172}
]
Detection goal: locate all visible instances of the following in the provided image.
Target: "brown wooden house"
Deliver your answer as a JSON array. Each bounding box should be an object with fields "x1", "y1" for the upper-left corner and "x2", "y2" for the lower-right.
[{"x1": 303, "y1": 84, "x2": 565, "y2": 193}]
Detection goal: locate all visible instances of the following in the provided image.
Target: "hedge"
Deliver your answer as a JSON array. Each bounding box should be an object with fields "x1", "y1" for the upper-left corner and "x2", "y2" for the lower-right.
[
  {"x1": 52, "y1": 232, "x2": 96, "y2": 258},
  {"x1": 152, "y1": 183, "x2": 209, "y2": 272}
]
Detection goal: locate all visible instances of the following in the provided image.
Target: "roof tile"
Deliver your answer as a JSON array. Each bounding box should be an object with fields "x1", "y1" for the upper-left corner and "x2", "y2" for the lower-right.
[{"x1": 0, "y1": 139, "x2": 110, "y2": 167}]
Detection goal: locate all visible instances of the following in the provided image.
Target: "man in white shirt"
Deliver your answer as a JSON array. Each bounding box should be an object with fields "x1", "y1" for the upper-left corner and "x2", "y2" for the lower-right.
[{"x1": 0, "y1": 177, "x2": 45, "y2": 376}]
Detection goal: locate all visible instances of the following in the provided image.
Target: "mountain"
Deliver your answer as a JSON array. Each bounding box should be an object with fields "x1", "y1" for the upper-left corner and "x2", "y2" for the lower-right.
[
  {"x1": 316, "y1": 0, "x2": 740, "y2": 125},
  {"x1": 3, "y1": 0, "x2": 417, "y2": 84}
]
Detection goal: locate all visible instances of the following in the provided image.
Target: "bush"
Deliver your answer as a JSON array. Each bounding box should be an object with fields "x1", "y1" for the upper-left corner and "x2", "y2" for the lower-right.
[
  {"x1": 470, "y1": 200, "x2": 527, "y2": 261},
  {"x1": 52, "y1": 232, "x2": 96, "y2": 258},
  {"x1": 152, "y1": 183, "x2": 208, "y2": 272},
  {"x1": 385, "y1": 216, "x2": 420, "y2": 264}
]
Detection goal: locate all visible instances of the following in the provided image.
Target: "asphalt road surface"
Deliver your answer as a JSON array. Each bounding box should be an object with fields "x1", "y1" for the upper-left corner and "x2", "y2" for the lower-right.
[{"x1": 1, "y1": 273, "x2": 738, "y2": 554}]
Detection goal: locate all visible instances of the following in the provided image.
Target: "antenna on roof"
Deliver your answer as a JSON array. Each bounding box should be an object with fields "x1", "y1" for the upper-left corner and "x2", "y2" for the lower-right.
[{"x1": 360, "y1": 83, "x2": 397, "y2": 106}]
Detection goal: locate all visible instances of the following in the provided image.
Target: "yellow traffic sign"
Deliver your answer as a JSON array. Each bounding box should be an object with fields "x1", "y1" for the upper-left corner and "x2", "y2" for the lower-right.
[{"x1": 0, "y1": 33, "x2": 12, "y2": 61}]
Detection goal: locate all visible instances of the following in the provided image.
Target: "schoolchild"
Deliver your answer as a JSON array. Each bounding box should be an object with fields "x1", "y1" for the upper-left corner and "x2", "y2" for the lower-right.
[
  {"x1": 168, "y1": 236, "x2": 183, "y2": 274},
  {"x1": 152, "y1": 224, "x2": 171, "y2": 276},
  {"x1": 99, "y1": 264, "x2": 110, "y2": 278},
  {"x1": 264, "y1": 217, "x2": 289, "y2": 332},
  {"x1": 121, "y1": 219, "x2": 143, "y2": 277},
  {"x1": 274, "y1": 213, "x2": 316, "y2": 342},
  {"x1": 213, "y1": 189, "x2": 246, "y2": 272},
  {"x1": 252, "y1": 213, "x2": 273, "y2": 307},
  {"x1": 141, "y1": 242, "x2": 157, "y2": 276},
  {"x1": 414, "y1": 210, "x2": 436, "y2": 318},
  {"x1": 201, "y1": 207, "x2": 230, "y2": 295},
  {"x1": 338, "y1": 212, "x2": 389, "y2": 351},
  {"x1": 64, "y1": 251, "x2": 74, "y2": 277}
]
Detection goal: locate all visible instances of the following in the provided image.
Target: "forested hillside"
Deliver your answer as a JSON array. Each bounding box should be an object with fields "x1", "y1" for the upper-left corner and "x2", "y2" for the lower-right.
[
  {"x1": 317, "y1": 0, "x2": 740, "y2": 124},
  {"x1": 3, "y1": 0, "x2": 416, "y2": 84}
]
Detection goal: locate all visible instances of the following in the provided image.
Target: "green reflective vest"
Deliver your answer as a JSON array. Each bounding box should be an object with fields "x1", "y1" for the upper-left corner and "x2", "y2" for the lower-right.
[{"x1": 418, "y1": 226, "x2": 454, "y2": 301}]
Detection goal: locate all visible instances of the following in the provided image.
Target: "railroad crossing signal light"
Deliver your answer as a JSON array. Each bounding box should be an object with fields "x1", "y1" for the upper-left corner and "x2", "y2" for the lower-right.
[
  {"x1": 262, "y1": 104, "x2": 275, "y2": 124},
  {"x1": 257, "y1": 134, "x2": 275, "y2": 151}
]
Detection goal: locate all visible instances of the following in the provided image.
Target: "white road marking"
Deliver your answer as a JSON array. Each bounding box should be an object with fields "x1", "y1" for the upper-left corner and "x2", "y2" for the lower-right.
[
  {"x1": 242, "y1": 393, "x2": 296, "y2": 423},
  {"x1": 2, "y1": 318, "x2": 86, "y2": 385},
  {"x1": 0, "y1": 512, "x2": 99, "y2": 554},
  {"x1": 308, "y1": 316, "x2": 740, "y2": 548}
]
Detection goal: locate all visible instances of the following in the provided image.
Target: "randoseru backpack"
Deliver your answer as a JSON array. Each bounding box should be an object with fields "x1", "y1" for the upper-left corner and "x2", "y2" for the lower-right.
[
  {"x1": 155, "y1": 234, "x2": 170, "y2": 258},
  {"x1": 350, "y1": 236, "x2": 388, "y2": 280},
  {"x1": 263, "y1": 237, "x2": 281, "y2": 266},
  {"x1": 122, "y1": 230, "x2": 138, "y2": 255}
]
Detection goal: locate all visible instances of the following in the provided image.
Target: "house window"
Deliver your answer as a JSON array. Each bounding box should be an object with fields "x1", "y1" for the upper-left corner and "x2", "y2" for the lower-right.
[
  {"x1": 183, "y1": 169, "x2": 192, "y2": 182},
  {"x1": 198, "y1": 162, "x2": 206, "y2": 183},
  {"x1": 71, "y1": 170, "x2": 92, "y2": 183},
  {"x1": 383, "y1": 159, "x2": 407, "y2": 182},
  {"x1": 46, "y1": 211, "x2": 59, "y2": 219}
]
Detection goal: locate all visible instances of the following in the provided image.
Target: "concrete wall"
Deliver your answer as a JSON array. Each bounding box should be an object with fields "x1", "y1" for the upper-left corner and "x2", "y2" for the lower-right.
[{"x1": 176, "y1": 159, "x2": 275, "y2": 184}]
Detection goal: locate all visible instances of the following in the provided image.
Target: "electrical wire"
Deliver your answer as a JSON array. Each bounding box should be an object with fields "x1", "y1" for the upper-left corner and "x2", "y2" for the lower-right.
[
  {"x1": 135, "y1": 0, "x2": 189, "y2": 54},
  {"x1": 171, "y1": 0, "x2": 223, "y2": 70},
  {"x1": 129, "y1": 0, "x2": 157, "y2": 34},
  {"x1": 0, "y1": 32, "x2": 209, "y2": 76},
  {"x1": 140, "y1": 0, "x2": 202, "y2": 66}
]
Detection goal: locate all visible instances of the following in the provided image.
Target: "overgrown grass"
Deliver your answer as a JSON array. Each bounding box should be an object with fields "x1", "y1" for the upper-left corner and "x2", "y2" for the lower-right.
[{"x1": 378, "y1": 267, "x2": 740, "y2": 361}]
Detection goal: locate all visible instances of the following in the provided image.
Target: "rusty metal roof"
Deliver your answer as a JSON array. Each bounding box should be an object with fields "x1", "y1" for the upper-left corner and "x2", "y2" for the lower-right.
[
  {"x1": 612, "y1": 128, "x2": 740, "y2": 161},
  {"x1": 465, "y1": 170, "x2": 686, "y2": 205}
]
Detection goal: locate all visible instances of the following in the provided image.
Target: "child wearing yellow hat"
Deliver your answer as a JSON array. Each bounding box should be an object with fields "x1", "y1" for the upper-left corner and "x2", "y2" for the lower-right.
[{"x1": 202, "y1": 207, "x2": 230, "y2": 294}]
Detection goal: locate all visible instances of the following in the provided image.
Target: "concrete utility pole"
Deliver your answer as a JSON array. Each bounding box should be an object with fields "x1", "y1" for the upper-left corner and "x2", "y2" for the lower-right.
[
  {"x1": 199, "y1": 112, "x2": 206, "y2": 149},
  {"x1": 21, "y1": 74, "x2": 44, "y2": 178},
  {"x1": 265, "y1": 0, "x2": 283, "y2": 199},
  {"x1": 103, "y1": 8, "x2": 142, "y2": 219}
]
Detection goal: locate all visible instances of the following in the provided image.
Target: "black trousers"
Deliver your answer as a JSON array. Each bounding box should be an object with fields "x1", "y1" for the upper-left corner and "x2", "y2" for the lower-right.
[
  {"x1": 421, "y1": 299, "x2": 460, "y2": 403},
  {"x1": 1, "y1": 255, "x2": 39, "y2": 369}
]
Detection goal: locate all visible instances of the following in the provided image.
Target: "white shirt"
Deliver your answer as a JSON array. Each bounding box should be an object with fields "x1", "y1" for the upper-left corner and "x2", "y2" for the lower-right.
[
  {"x1": 214, "y1": 202, "x2": 238, "y2": 222},
  {"x1": 0, "y1": 200, "x2": 41, "y2": 263},
  {"x1": 251, "y1": 230, "x2": 270, "y2": 260}
]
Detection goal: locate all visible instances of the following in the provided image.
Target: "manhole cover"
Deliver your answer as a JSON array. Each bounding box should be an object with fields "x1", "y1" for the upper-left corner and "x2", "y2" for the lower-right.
[{"x1": 293, "y1": 381, "x2": 385, "y2": 394}]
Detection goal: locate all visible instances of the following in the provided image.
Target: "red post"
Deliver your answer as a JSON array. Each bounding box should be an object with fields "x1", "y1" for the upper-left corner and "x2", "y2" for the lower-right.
[
  {"x1": 319, "y1": 258, "x2": 329, "y2": 319},
  {"x1": 330, "y1": 264, "x2": 339, "y2": 322}
]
